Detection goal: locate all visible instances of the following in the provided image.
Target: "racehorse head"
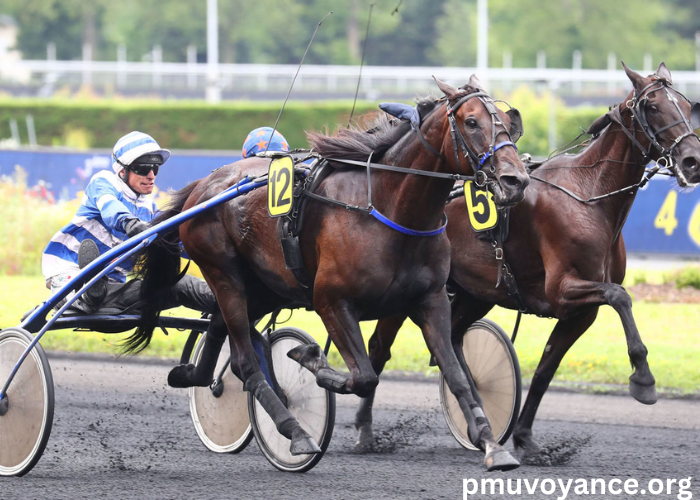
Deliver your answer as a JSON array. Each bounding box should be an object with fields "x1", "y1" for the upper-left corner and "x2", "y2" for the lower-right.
[
  {"x1": 620, "y1": 62, "x2": 700, "y2": 187},
  {"x1": 432, "y1": 75, "x2": 530, "y2": 206}
]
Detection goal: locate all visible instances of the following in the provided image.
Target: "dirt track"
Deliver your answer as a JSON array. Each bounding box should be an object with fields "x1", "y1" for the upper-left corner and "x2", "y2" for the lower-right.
[{"x1": 1, "y1": 353, "x2": 699, "y2": 500}]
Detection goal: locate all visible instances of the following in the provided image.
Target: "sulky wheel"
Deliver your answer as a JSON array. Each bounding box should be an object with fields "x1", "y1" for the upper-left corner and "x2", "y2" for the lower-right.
[
  {"x1": 249, "y1": 327, "x2": 335, "y2": 473},
  {"x1": 0, "y1": 327, "x2": 54, "y2": 476},
  {"x1": 188, "y1": 332, "x2": 253, "y2": 454},
  {"x1": 440, "y1": 319, "x2": 521, "y2": 451}
]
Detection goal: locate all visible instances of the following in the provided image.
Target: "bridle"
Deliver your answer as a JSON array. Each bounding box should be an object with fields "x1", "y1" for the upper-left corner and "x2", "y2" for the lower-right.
[
  {"x1": 614, "y1": 78, "x2": 700, "y2": 183},
  {"x1": 443, "y1": 92, "x2": 520, "y2": 186},
  {"x1": 533, "y1": 78, "x2": 700, "y2": 202}
]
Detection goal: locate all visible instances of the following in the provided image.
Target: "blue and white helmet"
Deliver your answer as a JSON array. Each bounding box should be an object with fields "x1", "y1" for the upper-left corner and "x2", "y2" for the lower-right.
[{"x1": 112, "y1": 131, "x2": 171, "y2": 174}]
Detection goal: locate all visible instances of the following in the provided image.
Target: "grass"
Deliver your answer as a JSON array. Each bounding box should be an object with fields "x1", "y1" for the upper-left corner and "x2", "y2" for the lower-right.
[{"x1": 2, "y1": 274, "x2": 698, "y2": 395}]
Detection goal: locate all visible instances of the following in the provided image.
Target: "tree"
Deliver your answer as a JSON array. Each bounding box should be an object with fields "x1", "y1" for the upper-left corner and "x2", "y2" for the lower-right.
[
  {"x1": 101, "y1": 0, "x2": 205, "y2": 62},
  {"x1": 2, "y1": 0, "x2": 110, "y2": 60},
  {"x1": 487, "y1": 0, "x2": 695, "y2": 70}
]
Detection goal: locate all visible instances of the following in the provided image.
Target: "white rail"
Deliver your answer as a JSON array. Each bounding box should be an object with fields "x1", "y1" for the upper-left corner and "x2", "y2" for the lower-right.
[{"x1": 2, "y1": 59, "x2": 700, "y2": 99}]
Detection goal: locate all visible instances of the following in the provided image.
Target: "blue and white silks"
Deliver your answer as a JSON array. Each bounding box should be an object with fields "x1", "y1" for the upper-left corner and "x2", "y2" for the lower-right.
[{"x1": 42, "y1": 170, "x2": 157, "y2": 283}]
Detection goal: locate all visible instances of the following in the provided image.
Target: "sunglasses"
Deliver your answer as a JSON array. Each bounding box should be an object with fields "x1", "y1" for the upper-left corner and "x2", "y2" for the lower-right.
[{"x1": 129, "y1": 164, "x2": 160, "y2": 176}]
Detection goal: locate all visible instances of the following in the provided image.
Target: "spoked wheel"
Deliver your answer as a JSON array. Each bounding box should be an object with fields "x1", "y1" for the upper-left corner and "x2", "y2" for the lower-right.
[
  {"x1": 188, "y1": 332, "x2": 253, "y2": 453},
  {"x1": 440, "y1": 319, "x2": 521, "y2": 451},
  {"x1": 0, "y1": 327, "x2": 54, "y2": 476},
  {"x1": 249, "y1": 327, "x2": 335, "y2": 473}
]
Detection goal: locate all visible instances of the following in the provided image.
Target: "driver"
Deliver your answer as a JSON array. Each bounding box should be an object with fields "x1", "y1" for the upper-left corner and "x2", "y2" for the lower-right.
[{"x1": 42, "y1": 131, "x2": 216, "y2": 315}]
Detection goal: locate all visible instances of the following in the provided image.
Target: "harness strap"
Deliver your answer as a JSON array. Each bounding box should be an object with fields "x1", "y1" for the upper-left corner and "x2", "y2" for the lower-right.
[
  {"x1": 327, "y1": 157, "x2": 475, "y2": 181},
  {"x1": 301, "y1": 190, "x2": 372, "y2": 214},
  {"x1": 369, "y1": 208, "x2": 448, "y2": 237},
  {"x1": 413, "y1": 126, "x2": 448, "y2": 162}
]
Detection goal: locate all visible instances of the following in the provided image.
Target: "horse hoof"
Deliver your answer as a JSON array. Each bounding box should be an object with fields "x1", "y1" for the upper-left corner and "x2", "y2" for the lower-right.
[
  {"x1": 290, "y1": 428, "x2": 322, "y2": 455},
  {"x1": 355, "y1": 425, "x2": 375, "y2": 452},
  {"x1": 287, "y1": 343, "x2": 328, "y2": 372},
  {"x1": 629, "y1": 380, "x2": 657, "y2": 405},
  {"x1": 485, "y1": 448, "x2": 520, "y2": 472},
  {"x1": 167, "y1": 364, "x2": 211, "y2": 388}
]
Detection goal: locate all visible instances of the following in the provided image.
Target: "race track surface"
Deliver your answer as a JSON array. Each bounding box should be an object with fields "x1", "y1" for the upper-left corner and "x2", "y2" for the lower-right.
[{"x1": 1, "y1": 353, "x2": 698, "y2": 500}]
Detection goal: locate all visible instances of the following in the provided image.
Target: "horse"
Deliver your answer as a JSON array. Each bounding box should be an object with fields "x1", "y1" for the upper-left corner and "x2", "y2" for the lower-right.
[
  {"x1": 125, "y1": 75, "x2": 530, "y2": 471},
  {"x1": 356, "y1": 62, "x2": 700, "y2": 464}
]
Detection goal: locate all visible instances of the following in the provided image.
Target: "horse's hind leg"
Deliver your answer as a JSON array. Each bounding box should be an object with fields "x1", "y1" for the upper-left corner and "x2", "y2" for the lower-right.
[
  {"x1": 410, "y1": 290, "x2": 519, "y2": 471},
  {"x1": 289, "y1": 298, "x2": 378, "y2": 398},
  {"x1": 225, "y1": 298, "x2": 320, "y2": 455},
  {"x1": 168, "y1": 310, "x2": 228, "y2": 388},
  {"x1": 355, "y1": 314, "x2": 406, "y2": 450},
  {"x1": 512, "y1": 311, "x2": 597, "y2": 463},
  {"x1": 449, "y1": 292, "x2": 495, "y2": 407}
]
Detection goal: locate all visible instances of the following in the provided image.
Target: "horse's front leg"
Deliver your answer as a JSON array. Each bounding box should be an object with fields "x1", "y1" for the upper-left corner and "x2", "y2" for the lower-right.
[
  {"x1": 288, "y1": 299, "x2": 378, "y2": 398},
  {"x1": 410, "y1": 289, "x2": 519, "y2": 472},
  {"x1": 354, "y1": 314, "x2": 406, "y2": 451},
  {"x1": 603, "y1": 283, "x2": 657, "y2": 403},
  {"x1": 549, "y1": 276, "x2": 657, "y2": 404}
]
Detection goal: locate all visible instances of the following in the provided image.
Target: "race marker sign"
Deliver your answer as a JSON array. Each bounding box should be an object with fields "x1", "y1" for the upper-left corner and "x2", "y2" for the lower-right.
[
  {"x1": 464, "y1": 180, "x2": 498, "y2": 232},
  {"x1": 267, "y1": 156, "x2": 294, "y2": 217}
]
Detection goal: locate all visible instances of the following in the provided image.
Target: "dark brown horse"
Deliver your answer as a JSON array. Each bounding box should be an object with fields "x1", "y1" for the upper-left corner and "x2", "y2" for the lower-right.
[
  {"x1": 357, "y1": 62, "x2": 700, "y2": 464},
  {"x1": 127, "y1": 76, "x2": 530, "y2": 471}
]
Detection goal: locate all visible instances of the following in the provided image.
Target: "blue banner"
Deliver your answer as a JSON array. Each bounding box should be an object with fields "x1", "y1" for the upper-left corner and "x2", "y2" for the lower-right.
[
  {"x1": 0, "y1": 148, "x2": 240, "y2": 202},
  {"x1": 2, "y1": 148, "x2": 700, "y2": 256},
  {"x1": 622, "y1": 174, "x2": 700, "y2": 256}
]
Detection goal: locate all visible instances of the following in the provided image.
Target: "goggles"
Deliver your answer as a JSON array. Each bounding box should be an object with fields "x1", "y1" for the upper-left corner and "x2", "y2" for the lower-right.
[{"x1": 129, "y1": 164, "x2": 160, "y2": 176}]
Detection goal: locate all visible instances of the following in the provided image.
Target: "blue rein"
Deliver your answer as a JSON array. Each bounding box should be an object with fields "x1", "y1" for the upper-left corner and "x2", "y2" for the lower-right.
[
  {"x1": 369, "y1": 208, "x2": 448, "y2": 237},
  {"x1": 479, "y1": 141, "x2": 518, "y2": 167}
]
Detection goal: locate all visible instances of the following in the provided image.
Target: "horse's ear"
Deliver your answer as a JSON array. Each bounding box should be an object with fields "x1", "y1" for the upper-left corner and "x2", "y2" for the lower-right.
[
  {"x1": 468, "y1": 74, "x2": 485, "y2": 91},
  {"x1": 432, "y1": 75, "x2": 457, "y2": 98},
  {"x1": 691, "y1": 101, "x2": 700, "y2": 130},
  {"x1": 587, "y1": 112, "x2": 612, "y2": 135},
  {"x1": 656, "y1": 62, "x2": 672, "y2": 83},
  {"x1": 506, "y1": 108, "x2": 523, "y2": 142},
  {"x1": 621, "y1": 61, "x2": 645, "y2": 90}
]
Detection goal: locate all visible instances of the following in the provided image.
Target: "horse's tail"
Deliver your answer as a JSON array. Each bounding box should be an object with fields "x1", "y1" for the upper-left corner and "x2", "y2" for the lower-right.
[{"x1": 121, "y1": 179, "x2": 201, "y2": 355}]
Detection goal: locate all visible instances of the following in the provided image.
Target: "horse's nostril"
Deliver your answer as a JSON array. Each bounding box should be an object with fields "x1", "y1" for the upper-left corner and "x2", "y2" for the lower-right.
[
  {"x1": 501, "y1": 175, "x2": 522, "y2": 189},
  {"x1": 681, "y1": 157, "x2": 699, "y2": 171}
]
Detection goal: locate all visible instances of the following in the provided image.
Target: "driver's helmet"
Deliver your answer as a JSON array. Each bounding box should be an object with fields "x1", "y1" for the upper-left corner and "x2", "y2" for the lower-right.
[
  {"x1": 242, "y1": 127, "x2": 289, "y2": 158},
  {"x1": 112, "y1": 131, "x2": 171, "y2": 174}
]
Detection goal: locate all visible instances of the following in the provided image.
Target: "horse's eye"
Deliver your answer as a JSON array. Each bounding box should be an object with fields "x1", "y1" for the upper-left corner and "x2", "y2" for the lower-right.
[
  {"x1": 648, "y1": 104, "x2": 660, "y2": 113},
  {"x1": 465, "y1": 118, "x2": 478, "y2": 129}
]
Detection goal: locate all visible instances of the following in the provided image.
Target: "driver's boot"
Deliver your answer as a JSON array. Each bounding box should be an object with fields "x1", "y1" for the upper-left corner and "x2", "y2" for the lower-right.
[{"x1": 73, "y1": 239, "x2": 107, "y2": 313}]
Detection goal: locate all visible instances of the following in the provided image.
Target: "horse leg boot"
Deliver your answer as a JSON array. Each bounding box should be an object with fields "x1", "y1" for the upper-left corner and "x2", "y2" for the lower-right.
[
  {"x1": 251, "y1": 327, "x2": 287, "y2": 406},
  {"x1": 244, "y1": 371, "x2": 321, "y2": 455},
  {"x1": 168, "y1": 311, "x2": 227, "y2": 388},
  {"x1": 410, "y1": 290, "x2": 519, "y2": 472},
  {"x1": 355, "y1": 315, "x2": 405, "y2": 451}
]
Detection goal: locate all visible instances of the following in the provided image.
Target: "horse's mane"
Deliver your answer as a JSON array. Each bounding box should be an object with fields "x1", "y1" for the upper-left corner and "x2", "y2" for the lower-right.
[{"x1": 307, "y1": 97, "x2": 441, "y2": 163}]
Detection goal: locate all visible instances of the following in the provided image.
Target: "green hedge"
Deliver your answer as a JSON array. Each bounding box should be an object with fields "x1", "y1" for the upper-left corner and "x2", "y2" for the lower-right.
[
  {"x1": 0, "y1": 96, "x2": 608, "y2": 157},
  {"x1": 0, "y1": 99, "x2": 379, "y2": 152}
]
